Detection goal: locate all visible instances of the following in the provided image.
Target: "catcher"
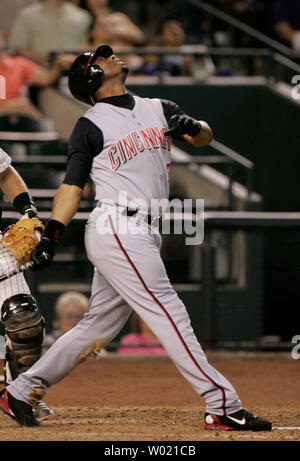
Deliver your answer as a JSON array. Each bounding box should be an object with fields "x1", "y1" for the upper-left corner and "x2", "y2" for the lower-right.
[{"x1": 0, "y1": 147, "x2": 52, "y2": 420}]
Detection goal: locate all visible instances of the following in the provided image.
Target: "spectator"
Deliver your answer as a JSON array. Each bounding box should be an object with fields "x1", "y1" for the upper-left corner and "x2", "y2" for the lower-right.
[
  {"x1": 117, "y1": 313, "x2": 168, "y2": 356},
  {"x1": 134, "y1": 42, "x2": 163, "y2": 77},
  {"x1": 88, "y1": 11, "x2": 144, "y2": 72},
  {"x1": 0, "y1": 34, "x2": 76, "y2": 121},
  {"x1": 0, "y1": 0, "x2": 37, "y2": 39},
  {"x1": 89, "y1": 11, "x2": 144, "y2": 49},
  {"x1": 157, "y1": 16, "x2": 194, "y2": 76},
  {"x1": 42, "y1": 291, "x2": 89, "y2": 353},
  {"x1": 136, "y1": 17, "x2": 194, "y2": 78},
  {"x1": 275, "y1": 0, "x2": 300, "y2": 56},
  {"x1": 9, "y1": 0, "x2": 92, "y2": 65}
]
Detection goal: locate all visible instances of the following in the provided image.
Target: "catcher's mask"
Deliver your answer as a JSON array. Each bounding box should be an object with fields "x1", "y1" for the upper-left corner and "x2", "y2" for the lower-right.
[{"x1": 68, "y1": 44, "x2": 113, "y2": 105}]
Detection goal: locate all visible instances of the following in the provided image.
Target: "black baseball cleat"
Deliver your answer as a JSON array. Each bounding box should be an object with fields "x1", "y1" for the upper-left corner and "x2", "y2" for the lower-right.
[
  {"x1": 0, "y1": 389, "x2": 40, "y2": 427},
  {"x1": 204, "y1": 409, "x2": 272, "y2": 431}
]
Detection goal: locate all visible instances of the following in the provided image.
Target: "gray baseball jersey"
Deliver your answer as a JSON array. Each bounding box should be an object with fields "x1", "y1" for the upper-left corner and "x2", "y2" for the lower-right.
[
  {"x1": 84, "y1": 96, "x2": 171, "y2": 209},
  {"x1": 64, "y1": 93, "x2": 183, "y2": 213},
  {"x1": 7, "y1": 93, "x2": 242, "y2": 416}
]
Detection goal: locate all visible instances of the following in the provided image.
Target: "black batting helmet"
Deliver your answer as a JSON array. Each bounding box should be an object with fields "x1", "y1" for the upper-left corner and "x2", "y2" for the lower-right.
[{"x1": 68, "y1": 44, "x2": 113, "y2": 105}]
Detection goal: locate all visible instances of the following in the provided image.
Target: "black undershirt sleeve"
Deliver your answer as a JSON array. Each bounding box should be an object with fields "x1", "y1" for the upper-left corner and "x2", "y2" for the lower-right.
[
  {"x1": 160, "y1": 99, "x2": 186, "y2": 141},
  {"x1": 63, "y1": 117, "x2": 104, "y2": 189}
]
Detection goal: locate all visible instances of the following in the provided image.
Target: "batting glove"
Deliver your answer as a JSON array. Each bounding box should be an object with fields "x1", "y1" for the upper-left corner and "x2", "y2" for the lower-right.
[
  {"x1": 30, "y1": 219, "x2": 65, "y2": 271},
  {"x1": 165, "y1": 114, "x2": 202, "y2": 137},
  {"x1": 30, "y1": 238, "x2": 56, "y2": 271}
]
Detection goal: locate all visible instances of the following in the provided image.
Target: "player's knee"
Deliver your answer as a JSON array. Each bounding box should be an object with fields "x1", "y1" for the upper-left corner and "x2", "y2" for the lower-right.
[{"x1": 1, "y1": 294, "x2": 45, "y2": 380}]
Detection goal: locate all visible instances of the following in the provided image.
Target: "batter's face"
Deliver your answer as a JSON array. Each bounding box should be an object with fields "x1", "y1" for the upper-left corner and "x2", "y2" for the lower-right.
[{"x1": 94, "y1": 53, "x2": 129, "y2": 83}]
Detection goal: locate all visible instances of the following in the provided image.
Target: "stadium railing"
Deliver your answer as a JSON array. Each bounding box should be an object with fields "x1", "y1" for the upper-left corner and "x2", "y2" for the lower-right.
[
  {"x1": 187, "y1": 0, "x2": 294, "y2": 58},
  {"x1": 5, "y1": 138, "x2": 254, "y2": 211},
  {"x1": 48, "y1": 45, "x2": 300, "y2": 85}
]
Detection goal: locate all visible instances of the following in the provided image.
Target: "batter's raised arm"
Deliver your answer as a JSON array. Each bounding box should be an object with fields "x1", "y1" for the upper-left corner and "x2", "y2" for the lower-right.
[
  {"x1": 160, "y1": 100, "x2": 213, "y2": 147},
  {"x1": 166, "y1": 114, "x2": 213, "y2": 147},
  {"x1": 183, "y1": 119, "x2": 213, "y2": 147}
]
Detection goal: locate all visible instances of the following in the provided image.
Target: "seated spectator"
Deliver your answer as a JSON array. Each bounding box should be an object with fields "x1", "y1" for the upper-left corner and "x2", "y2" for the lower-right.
[
  {"x1": 9, "y1": 0, "x2": 92, "y2": 65},
  {"x1": 88, "y1": 11, "x2": 144, "y2": 72},
  {"x1": 42, "y1": 291, "x2": 89, "y2": 353},
  {"x1": 136, "y1": 17, "x2": 194, "y2": 77},
  {"x1": 0, "y1": 34, "x2": 75, "y2": 121},
  {"x1": 134, "y1": 42, "x2": 163, "y2": 77},
  {"x1": 157, "y1": 16, "x2": 194, "y2": 77},
  {"x1": 117, "y1": 313, "x2": 168, "y2": 356},
  {"x1": 275, "y1": 0, "x2": 300, "y2": 56},
  {"x1": 89, "y1": 11, "x2": 144, "y2": 48}
]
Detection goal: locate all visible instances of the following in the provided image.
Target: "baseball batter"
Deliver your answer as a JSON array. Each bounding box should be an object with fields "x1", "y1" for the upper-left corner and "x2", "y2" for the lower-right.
[
  {"x1": 0, "y1": 147, "x2": 52, "y2": 420},
  {"x1": 0, "y1": 45, "x2": 271, "y2": 431}
]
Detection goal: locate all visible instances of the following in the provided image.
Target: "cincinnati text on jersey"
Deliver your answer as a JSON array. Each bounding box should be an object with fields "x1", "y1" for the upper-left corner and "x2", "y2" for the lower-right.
[{"x1": 108, "y1": 126, "x2": 171, "y2": 171}]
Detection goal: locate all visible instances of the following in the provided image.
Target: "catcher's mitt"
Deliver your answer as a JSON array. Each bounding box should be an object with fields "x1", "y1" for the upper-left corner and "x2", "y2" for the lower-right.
[{"x1": 0, "y1": 218, "x2": 45, "y2": 266}]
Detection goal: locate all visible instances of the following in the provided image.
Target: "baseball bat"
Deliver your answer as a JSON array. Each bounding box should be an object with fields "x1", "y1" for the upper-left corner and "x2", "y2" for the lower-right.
[{"x1": 0, "y1": 261, "x2": 33, "y2": 282}]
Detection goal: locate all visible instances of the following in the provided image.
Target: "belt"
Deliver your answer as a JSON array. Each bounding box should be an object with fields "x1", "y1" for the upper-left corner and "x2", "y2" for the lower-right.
[{"x1": 96, "y1": 201, "x2": 162, "y2": 228}]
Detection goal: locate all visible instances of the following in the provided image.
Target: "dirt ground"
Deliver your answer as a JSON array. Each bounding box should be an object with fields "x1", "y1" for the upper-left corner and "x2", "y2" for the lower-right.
[{"x1": 0, "y1": 352, "x2": 299, "y2": 442}]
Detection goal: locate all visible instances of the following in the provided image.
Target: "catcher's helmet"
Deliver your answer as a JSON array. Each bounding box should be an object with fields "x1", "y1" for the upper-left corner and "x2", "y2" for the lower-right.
[{"x1": 68, "y1": 44, "x2": 113, "y2": 105}]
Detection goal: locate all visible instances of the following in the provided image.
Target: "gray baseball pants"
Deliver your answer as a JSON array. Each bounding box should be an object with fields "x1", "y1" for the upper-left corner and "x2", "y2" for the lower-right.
[{"x1": 7, "y1": 205, "x2": 242, "y2": 415}]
